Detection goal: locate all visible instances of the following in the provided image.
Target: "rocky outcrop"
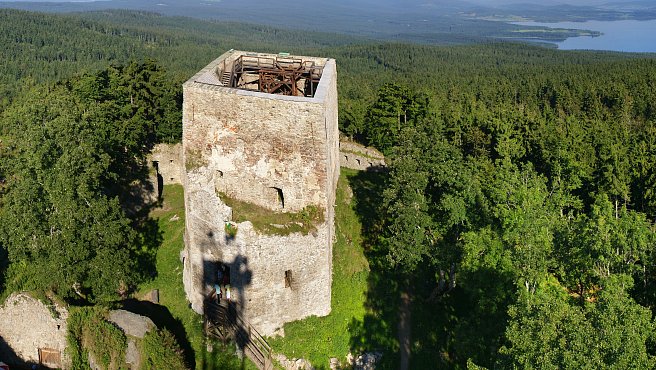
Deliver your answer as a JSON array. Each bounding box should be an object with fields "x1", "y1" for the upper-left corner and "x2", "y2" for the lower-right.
[
  {"x1": 108, "y1": 309, "x2": 155, "y2": 339},
  {"x1": 107, "y1": 309, "x2": 156, "y2": 369}
]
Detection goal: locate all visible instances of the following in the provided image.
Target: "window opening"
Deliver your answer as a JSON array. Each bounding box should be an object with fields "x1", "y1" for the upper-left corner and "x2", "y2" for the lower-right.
[
  {"x1": 285, "y1": 270, "x2": 293, "y2": 288},
  {"x1": 266, "y1": 186, "x2": 284, "y2": 209}
]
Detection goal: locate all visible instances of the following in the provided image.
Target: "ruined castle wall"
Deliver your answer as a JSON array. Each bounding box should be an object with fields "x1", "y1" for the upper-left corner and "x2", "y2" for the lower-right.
[
  {"x1": 339, "y1": 140, "x2": 386, "y2": 171},
  {"x1": 180, "y1": 194, "x2": 332, "y2": 334},
  {"x1": 0, "y1": 293, "x2": 70, "y2": 369},
  {"x1": 183, "y1": 87, "x2": 328, "y2": 213},
  {"x1": 181, "y1": 53, "x2": 337, "y2": 335},
  {"x1": 320, "y1": 60, "x2": 339, "y2": 297},
  {"x1": 150, "y1": 143, "x2": 183, "y2": 185}
]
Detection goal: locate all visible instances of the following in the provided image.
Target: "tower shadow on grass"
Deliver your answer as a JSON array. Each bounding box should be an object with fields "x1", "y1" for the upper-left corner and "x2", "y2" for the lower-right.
[{"x1": 201, "y1": 253, "x2": 256, "y2": 369}]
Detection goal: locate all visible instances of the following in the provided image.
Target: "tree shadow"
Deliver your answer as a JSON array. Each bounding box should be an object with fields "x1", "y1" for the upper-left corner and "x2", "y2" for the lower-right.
[
  {"x1": 116, "y1": 158, "x2": 164, "y2": 284},
  {"x1": 121, "y1": 299, "x2": 196, "y2": 369},
  {"x1": 446, "y1": 266, "x2": 514, "y2": 368},
  {"x1": 0, "y1": 245, "x2": 7, "y2": 295},
  {"x1": 133, "y1": 216, "x2": 164, "y2": 282},
  {"x1": 345, "y1": 168, "x2": 512, "y2": 368},
  {"x1": 345, "y1": 168, "x2": 387, "y2": 247},
  {"x1": 345, "y1": 169, "x2": 402, "y2": 369}
]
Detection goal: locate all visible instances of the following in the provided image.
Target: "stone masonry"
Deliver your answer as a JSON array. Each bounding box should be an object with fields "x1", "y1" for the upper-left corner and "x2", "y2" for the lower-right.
[
  {"x1": 339, "y1": 139, "x2": 386, "y2": 171},
  {"x1": 151, "y1": 143, "x2": 183, "y2": 186},
  {"x1": 181, "y1": 50, "x2": 338, "y2": 335},
  {"x1": 0, "y1": 293, "x2": 70, "y2": 369}
]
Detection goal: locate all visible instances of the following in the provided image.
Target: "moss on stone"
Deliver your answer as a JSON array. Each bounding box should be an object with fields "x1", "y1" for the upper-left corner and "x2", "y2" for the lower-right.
[
  {"x1": 184, "y1": 148, "x2": 208, "y2": 171},
  {"x1": 218, "y1": 193, "x2": 324, "y2": 236}
]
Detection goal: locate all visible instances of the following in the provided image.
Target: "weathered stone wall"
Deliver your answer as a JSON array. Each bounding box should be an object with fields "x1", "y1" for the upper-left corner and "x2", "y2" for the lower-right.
[
  {"x1": 339, "y1": 140, "x2": 386, "y2": 171},
  {"x1": 181, "y1": 51, "x2": 337, "y2": 335},
  {"x1": 150, "y1": 143, "x2": 183, "y2": 185},
  {"x1": 0, "y1": 293, "x2": 70, "y2": 369},
  {"x1": 183, "y1": 88, "x2": 328, "y2": 212}
]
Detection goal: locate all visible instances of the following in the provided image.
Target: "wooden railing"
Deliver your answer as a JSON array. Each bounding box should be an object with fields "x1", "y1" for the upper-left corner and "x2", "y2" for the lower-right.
[{"x1": 204, "y1": 299, "x2": 274, "y2": 370}]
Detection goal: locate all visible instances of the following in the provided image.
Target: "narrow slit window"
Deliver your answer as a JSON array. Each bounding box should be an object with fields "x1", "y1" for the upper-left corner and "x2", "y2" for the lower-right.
[
  {"x1": 285, "y1": 270, "x2": 292, "y2": 288},
  {"x1": 276, "y1": 187, "x2": 284, "y2": 209},
  {"x1": 268, "y1": 186, "x2": 284, "y2": 209}
]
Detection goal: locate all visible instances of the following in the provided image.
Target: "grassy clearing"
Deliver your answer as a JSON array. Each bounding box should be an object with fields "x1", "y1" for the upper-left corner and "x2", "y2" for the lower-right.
[
  {"x1": 268, "y1": 169, "x2": 370, "y2": 368},
  {"x1": 219, "y1": 193, "x2": 324, "y2": 236},
  {"x1": 138, "y1": 184, "x2": 255, "y2": 370}
]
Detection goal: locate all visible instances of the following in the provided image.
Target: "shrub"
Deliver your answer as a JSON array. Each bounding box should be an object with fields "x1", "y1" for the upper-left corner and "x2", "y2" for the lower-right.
[
  {"x1": 225, "y1": 222, "x2": 238, "y2": 238},
  {"x1": 67, "y1": 307, "x2": 127, "y2": 370},
  {"x1": 140, "y1": 329, "x2": 188, "y2": 370}
]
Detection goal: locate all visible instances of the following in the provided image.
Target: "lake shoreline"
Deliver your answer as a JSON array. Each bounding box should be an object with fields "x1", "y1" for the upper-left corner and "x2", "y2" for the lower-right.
[{"x1": 509, "y1": 20, "x2": 656, "y2": 53}]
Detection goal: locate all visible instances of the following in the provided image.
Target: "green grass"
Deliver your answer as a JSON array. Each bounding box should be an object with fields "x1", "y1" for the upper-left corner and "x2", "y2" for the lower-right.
[
  {"x1": 268, "y1": 169, "x2": 370, "y2": 368},
  {"x1": 219, "y1": 193, "x2": 324, "y2": 236},
  {"x1": 138, "y1": 184, "x2": 256, "y2": 370}
]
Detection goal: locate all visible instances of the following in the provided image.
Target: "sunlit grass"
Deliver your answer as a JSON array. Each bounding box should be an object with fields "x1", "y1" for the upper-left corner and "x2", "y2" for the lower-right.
[
  {"x1": 268, "y1": 169, "x2": 370, "y2": 368},
  {"x1": 219, "y1": 192, "x2": 324, "y2": 236}
]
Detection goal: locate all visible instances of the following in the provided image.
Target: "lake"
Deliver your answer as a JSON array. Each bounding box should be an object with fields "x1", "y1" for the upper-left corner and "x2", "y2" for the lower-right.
[{"x1": 513, "y1": 20, "x2": 656, "y2": 53}]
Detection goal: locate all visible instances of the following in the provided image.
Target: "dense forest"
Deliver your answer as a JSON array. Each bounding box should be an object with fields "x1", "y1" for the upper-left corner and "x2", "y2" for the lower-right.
[
  {"x1": 1, "y1": 8, "x2": 656, "y2": 369},
  {"x1": 0, "y1": 60, "x2": 181, "y2": 302},
  {"x1": 0, "y1": 0, "x2": 623, "y2": 45}
]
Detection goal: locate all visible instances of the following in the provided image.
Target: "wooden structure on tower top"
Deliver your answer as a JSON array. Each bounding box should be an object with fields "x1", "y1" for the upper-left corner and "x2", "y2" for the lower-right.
[{"x1": 217, "y1": 53, "x2": 324, "y2": 97}]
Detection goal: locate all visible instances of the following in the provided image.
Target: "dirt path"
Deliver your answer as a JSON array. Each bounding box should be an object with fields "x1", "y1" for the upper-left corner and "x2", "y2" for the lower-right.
[{"x1": 398, "y1": 291, "x2": 412, "y2": 370}]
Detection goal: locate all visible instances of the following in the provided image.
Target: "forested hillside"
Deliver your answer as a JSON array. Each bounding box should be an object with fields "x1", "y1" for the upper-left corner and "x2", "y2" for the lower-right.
[
  {"x1": 1, "y1": 8, "x2": 656, "y2": 369},
  {"x1": 0, "y1": 60, "x2": 181, "y2": 301},
  {"x1": 0, "y1": 9, "x2": 362, "y2": 110}
]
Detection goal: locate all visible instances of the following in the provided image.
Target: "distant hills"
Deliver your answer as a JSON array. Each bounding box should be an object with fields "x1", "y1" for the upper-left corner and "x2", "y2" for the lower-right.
[{"x1": 0, "y1": 0, "x2": 654, "y2": 44}]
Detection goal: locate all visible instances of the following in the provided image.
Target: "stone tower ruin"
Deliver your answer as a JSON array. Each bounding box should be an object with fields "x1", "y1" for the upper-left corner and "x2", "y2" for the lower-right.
[{"x1": 181, "y1": 50, "x2": 338, "y2": 335}]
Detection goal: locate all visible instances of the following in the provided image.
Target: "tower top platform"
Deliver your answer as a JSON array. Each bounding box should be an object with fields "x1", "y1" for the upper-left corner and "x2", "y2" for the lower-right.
[{"x1": 186, "y1": 50, "x2": 334, "y2": 99}]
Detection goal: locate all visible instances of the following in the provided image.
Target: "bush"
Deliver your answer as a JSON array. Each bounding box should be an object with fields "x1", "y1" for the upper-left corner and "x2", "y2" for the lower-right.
[
  {"x1": 140, "y1": 329, "x2": 188, "y2": 370},
  {"x1": 225, "y1": 222, "x2": 238, "y2": 238},
  {"x1": 67, "y1": 307, "x2": 127, "y2": 370}
]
